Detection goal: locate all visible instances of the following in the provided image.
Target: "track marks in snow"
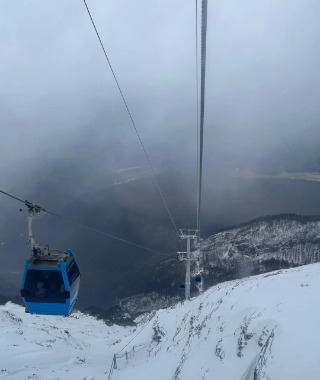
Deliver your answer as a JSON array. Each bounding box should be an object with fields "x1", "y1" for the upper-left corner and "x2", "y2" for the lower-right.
[
  {"x1": 236, "y1": 313, "x2": 257, "y2": 358},
  {"x1": 253, "y1": 328, "x2": 276, "y2": 380},
  {"x1": 215, "y1": 338, "x2": 225, "y2": 361}
]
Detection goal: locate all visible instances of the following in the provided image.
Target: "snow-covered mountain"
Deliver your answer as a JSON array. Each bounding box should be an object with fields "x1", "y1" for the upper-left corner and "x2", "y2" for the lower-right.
[
  {"x1": 83, "y1": 214, "x2": 320, "y2": 321},
  {"x1": 201, "y1": 214, "x2": 320, "y2": 288},
  {"x1": 1, "y1": 263, "x2": 320, "y2": 379}
]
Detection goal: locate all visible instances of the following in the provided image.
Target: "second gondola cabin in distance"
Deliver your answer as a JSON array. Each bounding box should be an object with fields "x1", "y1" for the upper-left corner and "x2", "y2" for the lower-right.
[{"x1": 20, "y1": 201, "x2": 80, "y2": 316}]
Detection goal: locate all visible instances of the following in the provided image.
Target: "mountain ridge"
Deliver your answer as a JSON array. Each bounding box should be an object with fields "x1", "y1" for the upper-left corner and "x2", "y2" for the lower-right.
[{"x1": 83, "y1": 213, "x2": 320, "y2": 322}]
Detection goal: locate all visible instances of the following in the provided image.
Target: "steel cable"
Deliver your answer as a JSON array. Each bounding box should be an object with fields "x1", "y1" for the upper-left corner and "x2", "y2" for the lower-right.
[
  {"x1": 82, "y1": 0, "x2": 179, "y2": 238},
  {"x1": 0, "y1": 188, "x2": 171, "y2": 257},
  {"x1": 196, "y1": 0, "x2": 200, "y2": 232},
  {"x1": 197, "y1": 0, "x2": 208, "y2": 238}
]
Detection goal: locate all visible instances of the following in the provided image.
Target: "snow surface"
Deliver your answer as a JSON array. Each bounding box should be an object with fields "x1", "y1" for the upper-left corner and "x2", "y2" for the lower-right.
[
  {"x1": 2, "y1": 263, "x2": 320, "y2": 379},
  {"x1": 0, "y1": 308, "x2": 132, "y2": 380}
]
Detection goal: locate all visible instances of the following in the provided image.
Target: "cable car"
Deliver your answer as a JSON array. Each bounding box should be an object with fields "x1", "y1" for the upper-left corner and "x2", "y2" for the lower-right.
[
  {"x1": 20, "y1": 202, "x2": 80, "y2": 316},
  {"x1": 195, "y1": 275, "x2": 202, "y2": 283},
  {"x1": 179, "y1": 284, "x2": 185, "y2": 294},
  {"x1": 21, "y1": 249, "x2": 80, "y2": 316}
]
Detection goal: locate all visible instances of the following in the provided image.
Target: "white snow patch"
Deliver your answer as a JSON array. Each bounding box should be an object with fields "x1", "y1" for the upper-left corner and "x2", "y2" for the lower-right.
[{"x1": 2, "y1": 264, "x2": 320, "y2": 379}]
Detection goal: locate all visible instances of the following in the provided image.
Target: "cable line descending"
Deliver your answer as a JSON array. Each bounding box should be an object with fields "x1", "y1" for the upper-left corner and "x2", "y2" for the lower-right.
[
  {"x1": 0, "y1": 189, "x2": 171, "y2": 257},
  {"x1": 177, "y1": 0, "x2": 208, "y2": 300},
  {"x1": 197, "y1": 0, "x2": 208, "y2": 238},
  {"x1": 82, "y1": 0, "x2": 179, "y2": 237},
  {"x1": 196, "y1": 0, "x2": 200, "y2": 232}
]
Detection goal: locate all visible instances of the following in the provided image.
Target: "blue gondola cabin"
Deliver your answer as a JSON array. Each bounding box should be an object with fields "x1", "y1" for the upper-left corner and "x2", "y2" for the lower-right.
[
  {"x1": 179, "y1": 284, "x2": 185, "y2": 294},
  {"x1": 20, "y1": 249, "x2": 80, "y2": 316},
  {"x1": 195, "y1": 275, "x2": 202, "y2": 283}
]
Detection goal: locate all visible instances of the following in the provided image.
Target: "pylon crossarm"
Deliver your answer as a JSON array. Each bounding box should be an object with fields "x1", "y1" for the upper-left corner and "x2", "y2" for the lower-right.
[
  {"x1": 179, "y1": 229, "x2": 198, "y2": 240},
  {"x1": 178, "y1": 252, "x2": 198, "y2": 261}
]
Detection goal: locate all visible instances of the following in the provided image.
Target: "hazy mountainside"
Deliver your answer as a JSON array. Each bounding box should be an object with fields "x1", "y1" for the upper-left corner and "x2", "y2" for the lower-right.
[
  {"x1": 76, "y1": 214, "x2": 320, "y2": 322},
  {"x1": 1, "y1": 263, "x2": 320, "y2": 379},
  {"x1": 201, "y1": 214, "x2": 320, "y2": 288},
  {"x1": 110, "y1": 214, "x2": 320, "y2": 317},
  {"x1": 100, "y1": 214, "x2": 320, "y2": 321}
]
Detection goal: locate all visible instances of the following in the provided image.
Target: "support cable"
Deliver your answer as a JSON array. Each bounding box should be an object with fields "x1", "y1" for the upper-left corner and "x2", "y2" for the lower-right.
[
  {"x1": 0, "y1": 189, "x2": 171, "y2": 257},
  {"x1": 196, "y1": 0, "x2": 200, "y2": 232},
  {"x1": 197, "y1": 0, "x2": 208, "y2": 238},
  {"x1": 82, "y1": 0, "x2": 179, "y2": 237}
]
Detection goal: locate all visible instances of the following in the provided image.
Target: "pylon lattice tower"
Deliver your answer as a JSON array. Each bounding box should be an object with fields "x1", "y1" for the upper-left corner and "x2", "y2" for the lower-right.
[{"x1": 178, "y1": 229, "x2": 198, "y2": 300}]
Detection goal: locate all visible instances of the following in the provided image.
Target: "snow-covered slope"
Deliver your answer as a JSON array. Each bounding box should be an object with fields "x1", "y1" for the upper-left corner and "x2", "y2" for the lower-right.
[
  {"x1": 0, "y1": 307, "x2": 132, "y2": 379},
  {"x1": 2, "y1": 263, "x2": 320, "y2": 379}
]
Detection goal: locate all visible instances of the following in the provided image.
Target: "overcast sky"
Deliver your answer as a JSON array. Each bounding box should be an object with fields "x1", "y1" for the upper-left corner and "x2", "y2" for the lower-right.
[
  {"x1": 0, "y1": 0, "x2": 320, "y2": 214},
  {"x1": 1, "y1": 0, "x2": 320, "y2": 187}
]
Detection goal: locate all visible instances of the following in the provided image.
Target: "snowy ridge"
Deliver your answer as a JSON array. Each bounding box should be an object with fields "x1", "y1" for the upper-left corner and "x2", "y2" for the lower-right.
[
  {"x1": 112, "y1": 263, "x2": 320, "y2": 380},
  {"x1": 2, "y1": 263, "x2": 320, "y2": 379},
  {"x1": 204, "y1": 216, "x2": 320, "y2": 264},
  {"x1": 200, "y1": 216, "x2": 320, "y2": 288}
]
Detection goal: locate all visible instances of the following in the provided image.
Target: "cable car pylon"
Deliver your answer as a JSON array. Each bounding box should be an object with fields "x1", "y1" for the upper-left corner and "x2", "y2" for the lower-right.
[{"x1": 177, "y1": 229, "x2": 198, "y2": 300}]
